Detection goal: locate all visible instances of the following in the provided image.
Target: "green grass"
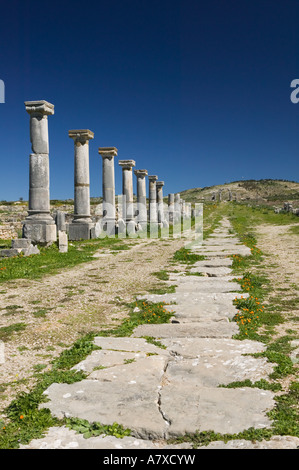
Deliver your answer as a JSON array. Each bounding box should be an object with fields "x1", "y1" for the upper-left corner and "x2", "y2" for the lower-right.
[
  {"x1": 173, "y1": 247, "x2": 205, "y2": 264},
  {"x1": 151, "y1": 270, "x2": 169, "y2": 281},
  {"x1": 99, "y1": 299, "x2": 174, "y2": 337},
  {"x1": 0, "y1": 322, "x2": 27, "y2": 342},
  {"x1": 0, "y1": 237, "x2": 127, "y2": 283}
]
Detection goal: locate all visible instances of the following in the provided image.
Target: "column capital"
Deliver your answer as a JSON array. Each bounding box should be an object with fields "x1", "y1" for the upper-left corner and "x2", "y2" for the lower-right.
[
  {"x1": 98, "y1": 147, "x2": 118, "y2": 158},
  {"x1": 69, "y1": 129, "x2": 94, "y2": 143},
  {"x1": 25, "y1": 100, "x2": 54, "y2": 116},
  {"x1": 119, "y1": 159, "x2": 136, "y2": 169},
  {"x1": 156, "y1": 181, "x2": 164, "y2": 188},
  {"x1": 148, "y1": 175, "x2": 158, "y2": 181},
  {"x1": 134, "y1": 169, "x2": 148, "y2": 177}
]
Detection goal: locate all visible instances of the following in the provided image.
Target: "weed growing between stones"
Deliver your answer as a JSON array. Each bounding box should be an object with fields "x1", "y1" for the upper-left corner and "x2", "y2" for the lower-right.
[
  {"x1": 172, "y1": 247, "x2": 205, "y2": 264},
  {"x1": 99, "y1": 300, "x2": 174, "y2": 337},
  {"x1": 65, "y1": 418, "x2": 131, "y2": 439}
]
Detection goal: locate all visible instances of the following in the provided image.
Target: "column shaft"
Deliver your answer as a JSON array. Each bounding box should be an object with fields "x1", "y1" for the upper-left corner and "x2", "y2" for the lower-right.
[
  {"x1": 119, "y1": 160, "x2": 135, "y2": 224},
  {"x1": 23, "y1": 100, "x2": 56, "y2": 245},
  {"x1": 68, "y1": 130, "x2": 94, "y2": 240},
  {"x1": 148, "y1": 175, "x2": 158, "y2": 223},
  {"x1": 156, "y1": 181, "x2": 164, "y2": 224},
  {"x1": 134, "y1": 170, "x2": 148, "y2": 226}
]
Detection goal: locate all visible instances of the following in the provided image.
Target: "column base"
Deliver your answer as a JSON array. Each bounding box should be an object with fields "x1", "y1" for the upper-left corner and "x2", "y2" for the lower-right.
[
  {"x1": 22, "y1": 220, "x2": 57, "y2": 246},
  {"x1": 68, "y1": 222, "x2": 94, "y2": 241}
]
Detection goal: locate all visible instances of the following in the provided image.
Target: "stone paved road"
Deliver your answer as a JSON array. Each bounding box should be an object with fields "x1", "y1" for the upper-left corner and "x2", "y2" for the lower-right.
[{"x1": 20, "y1": 219, "x2": 299, "y2": 450}]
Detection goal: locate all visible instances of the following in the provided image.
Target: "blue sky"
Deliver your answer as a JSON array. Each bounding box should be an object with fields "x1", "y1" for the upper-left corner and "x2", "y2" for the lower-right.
[{"x1": 0, "y1": 0, "x2": 298, "y2": 201}]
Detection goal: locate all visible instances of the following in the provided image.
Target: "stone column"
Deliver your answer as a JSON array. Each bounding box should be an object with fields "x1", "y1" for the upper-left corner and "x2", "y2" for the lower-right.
[
  {"x1": 134, "y1": 169, "x2": 148, "y2": 229},
  {"x1": 98, "y1": 147, "x2": 117, "y2": 235},
  {"x1": 173, "y1": 193, "x2": 181, "y2": 223},
  {"x1": 119, "y1": 160, "x2": 136, "y2": 234},
  {"x1": 68, "y1": 130, "x2": 94, "y2": 240},
  {"x1": 148, "y1": 175, "x2": 158, "y2": 224},
  {"x1": 156, "y1": 181, "x2": 165, "y2": 226},
  {"x1": 168, "y1": 193, "x2": 175, "y2": 224},
  {"x1": 22, "y1": 100, "x2": 57, "y2": 245}
]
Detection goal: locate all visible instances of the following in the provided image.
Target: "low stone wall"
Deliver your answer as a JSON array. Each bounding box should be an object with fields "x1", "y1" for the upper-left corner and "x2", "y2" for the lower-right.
[{"x1": 0, "y1": 225, "x2": 18, "y2": 240}]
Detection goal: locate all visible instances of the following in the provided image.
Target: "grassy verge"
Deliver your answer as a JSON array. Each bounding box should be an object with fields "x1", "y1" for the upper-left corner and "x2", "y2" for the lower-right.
[{"x1": 0, "y1": 237, "x2": 127, "y2": 283}]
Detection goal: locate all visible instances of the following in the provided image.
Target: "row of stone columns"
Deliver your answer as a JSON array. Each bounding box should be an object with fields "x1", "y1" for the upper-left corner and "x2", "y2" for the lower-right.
[{"x1": 22, "y1": 100, "x2": 191, "y2": 243}]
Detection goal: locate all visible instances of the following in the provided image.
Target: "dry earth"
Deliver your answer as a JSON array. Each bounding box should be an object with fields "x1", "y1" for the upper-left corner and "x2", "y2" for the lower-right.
[
  {"x1": 255, "y1": 224, "x2": 299, "y2": 329},
  {"x1": 254, "y1": 223, "x2": 299, "y2": 390},
  {"x1": 0, "y1": 236, "x2": 184, "y2": 416}
]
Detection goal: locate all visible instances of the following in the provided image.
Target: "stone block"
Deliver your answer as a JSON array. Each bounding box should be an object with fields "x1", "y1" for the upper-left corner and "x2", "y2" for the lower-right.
[
  {"x1": 0, "y1": 248, "x2": 21, "y2": 258},
  {"x1": 11, "y1": 238, "x2": 32, "y2": 249},
  {"x1": 22, "y1": 222, "x2": 57, "y2": 245},
  {"x1": 24, "y1": 244, "x2": 40, "y2": 256},
  {"x1": 55, "y1": 210, "x2": 66, "y2": 232},
  {"x1": 58, "y1": 231, "x2": 68, "y2": 253},
  {"x1": 68, "y1": 223, "x2": 92, "y2": 241}
]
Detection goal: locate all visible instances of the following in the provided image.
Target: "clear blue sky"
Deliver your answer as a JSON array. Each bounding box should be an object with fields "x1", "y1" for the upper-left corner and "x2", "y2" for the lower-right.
[{"x1": 0, "y1": 0, "x2": 298, "y2": 201}]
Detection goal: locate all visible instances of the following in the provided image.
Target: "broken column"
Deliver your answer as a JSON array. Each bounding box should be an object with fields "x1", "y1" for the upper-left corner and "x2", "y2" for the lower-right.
[
  {"x1": 134, "y1": 169, "x2": 148, "y2": 231},
  {"x1": 68, "y1": 129, "x2": 94, "y2": 240},
  {"x1": 22, "y1": 100, "x2": 57, "y2": 245},
  {"x1": 148, "y1": 175, "x2": 158, "y2": 225},
  {"x1": 119, "y1": 160, "x2": 136, "y2": 235},
  {"x1": 98, "y1": 147, "x2": 118, "y2": 236}
]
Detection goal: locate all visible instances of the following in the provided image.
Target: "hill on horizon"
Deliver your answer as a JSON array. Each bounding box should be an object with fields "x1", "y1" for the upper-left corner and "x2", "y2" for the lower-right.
[{"x1": 180, "y1": 179, "x2": 299, "y2": 207}]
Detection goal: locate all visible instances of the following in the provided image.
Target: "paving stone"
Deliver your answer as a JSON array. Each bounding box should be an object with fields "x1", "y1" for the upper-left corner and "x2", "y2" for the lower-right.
[
  {"x1": 203, "y1": 435, "x2": 299, "y2": 449},
  {"x1": 189, "y1": 266, "x2": 233, "y2": 276},
  {"x1": 194, "y1": 258, "x2": 233, "y2": 267},
  {"x1": 165, "y1": 354, "x2": 274, "y2": 388},
  {"x1": 40, "y1": 356, "x2": 169, "y2": 440},
  {"x1": 161, "y1": 385, "x2": 275, "y2": 436},
  {"x1": 72, "y1": 349, "x2": 153, "y2": 373},
  {"x1": 160, "y1": 337, "x2": 267, "y2": 358},
  {"x1": 132, "y1": 321, "x2": 239, "y2": 339},
  {"x1": 92, "y1": 336, "x2": 170, "y2": 356},
  {"x1": 19, "y1": 426, "x2": 192, "y2": 449},
  {"x1": 172, "y1": 279, "x2": 241, "y2": 293},
  {"x1": 138, "y1": 291, "x2": 249, "y2": 305},
  {"x1": 202, "y1": 238, "x2": 241, "y2": 245}
]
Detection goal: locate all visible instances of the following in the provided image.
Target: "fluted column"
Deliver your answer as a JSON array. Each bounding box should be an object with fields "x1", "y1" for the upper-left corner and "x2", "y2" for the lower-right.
[{"x1": 22, "y1": 100, "x2": 56, "y2": 245}]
